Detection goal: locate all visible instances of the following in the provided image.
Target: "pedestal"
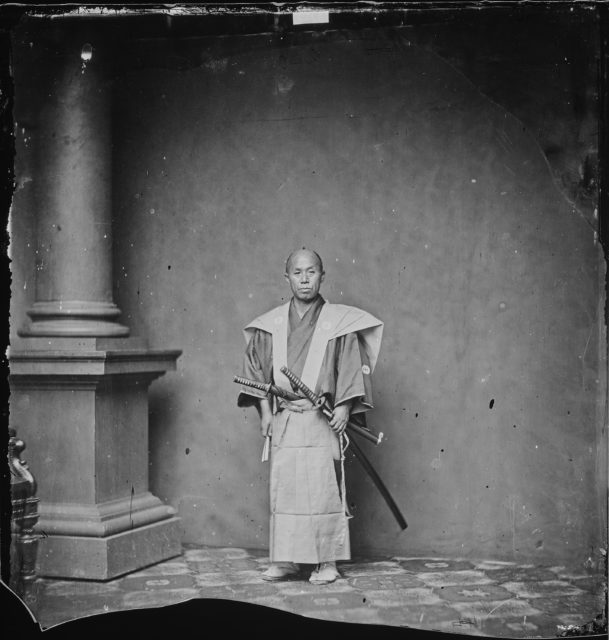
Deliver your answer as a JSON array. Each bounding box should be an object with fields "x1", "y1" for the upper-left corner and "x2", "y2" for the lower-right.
[{"x1": 9, "y1": 337, "x2": 183, "y2": 580}]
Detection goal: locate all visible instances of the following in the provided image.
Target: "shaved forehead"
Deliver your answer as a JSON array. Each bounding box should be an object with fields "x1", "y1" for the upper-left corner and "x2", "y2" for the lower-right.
[{"x1": 285, "y1": 248, "x2": 324, "y2": 273}]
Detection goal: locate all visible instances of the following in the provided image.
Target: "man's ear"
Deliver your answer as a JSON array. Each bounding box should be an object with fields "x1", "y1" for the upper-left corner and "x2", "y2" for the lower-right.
[
  {"x1": 320, "y1": 271, "x2": 325, "y2": 283},
  {"x1": 284, "y1": 273, "x2": 290, "y2": 284}
]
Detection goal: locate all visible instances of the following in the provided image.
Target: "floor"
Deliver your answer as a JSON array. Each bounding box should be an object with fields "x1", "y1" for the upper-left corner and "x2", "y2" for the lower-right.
[{"x1": 29, "y1": 546, "x2": 606, "y2": 637}]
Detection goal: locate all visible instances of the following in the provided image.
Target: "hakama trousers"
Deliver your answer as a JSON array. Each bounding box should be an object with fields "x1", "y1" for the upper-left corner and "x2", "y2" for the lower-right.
[{"x1": 269, "y1": 407, "x2": 350, "y2": 564}]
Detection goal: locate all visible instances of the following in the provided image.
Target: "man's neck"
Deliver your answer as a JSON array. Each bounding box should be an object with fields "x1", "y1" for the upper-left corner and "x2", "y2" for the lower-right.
[{"x1": 292, "y1": 295, "x2": 320, "y2": 319}]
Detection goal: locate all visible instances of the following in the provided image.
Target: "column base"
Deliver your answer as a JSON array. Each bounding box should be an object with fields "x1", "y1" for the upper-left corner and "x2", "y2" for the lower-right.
[
  {"x1": 37, "y1": 492, "x2": 176, "y2": 537},
  {"x1": 19, "y1": 301, "x2": 130, "y2": 337},
  {"x1": 37, "y1": 517, "x2": 182, "y2": 580}
]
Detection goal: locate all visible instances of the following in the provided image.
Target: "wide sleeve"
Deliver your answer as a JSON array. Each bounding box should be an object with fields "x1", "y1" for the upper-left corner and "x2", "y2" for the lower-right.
[
  {"x1": 237, "y1": 329, "x2": 273, "y2": 408},
  {"x1": 333, "y1": 332, "x2": 374, "y2": 415}
]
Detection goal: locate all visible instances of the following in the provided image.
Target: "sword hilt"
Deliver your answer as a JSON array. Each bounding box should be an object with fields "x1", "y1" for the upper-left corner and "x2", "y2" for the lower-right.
[
  {"x1": 233, "y1": 376, "x2": 270, "y2": 394},
  {"x1": 280, "y1": 366, "x2": 321, "y2": 405}
]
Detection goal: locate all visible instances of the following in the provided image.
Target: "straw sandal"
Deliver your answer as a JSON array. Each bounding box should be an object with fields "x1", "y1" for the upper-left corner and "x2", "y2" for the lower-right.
[
  {"x1": 309, "y1": 562, "x2": 340, "y2": 585},
  {"x1": 261, "y1": 562, "x2": 300, "y2": 582}
]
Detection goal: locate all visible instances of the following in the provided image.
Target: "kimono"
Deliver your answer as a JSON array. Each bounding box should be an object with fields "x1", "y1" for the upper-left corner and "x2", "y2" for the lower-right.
[{"x1": 238, "y1": 295, "x2": 383, "y2": 564}]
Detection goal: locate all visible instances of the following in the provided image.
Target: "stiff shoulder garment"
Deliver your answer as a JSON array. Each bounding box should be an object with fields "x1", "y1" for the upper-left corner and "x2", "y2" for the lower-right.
[{"x1": 239, "y1": 297, "x2": 383, "y2": 414}]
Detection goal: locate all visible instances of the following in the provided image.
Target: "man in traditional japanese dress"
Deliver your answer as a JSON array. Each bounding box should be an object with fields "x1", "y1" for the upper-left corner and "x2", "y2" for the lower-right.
[{"x1": 237, "y1": 248, "x2": 383, "y2": 585}]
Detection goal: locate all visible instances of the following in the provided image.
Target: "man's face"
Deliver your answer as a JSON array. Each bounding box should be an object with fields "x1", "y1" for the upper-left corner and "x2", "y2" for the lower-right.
[{"x1": 285, "y1": 251, "x2": 325, "y2": 302}]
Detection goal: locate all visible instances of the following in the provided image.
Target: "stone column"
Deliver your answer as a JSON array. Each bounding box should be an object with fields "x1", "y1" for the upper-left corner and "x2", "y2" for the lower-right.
[
  {"x1": 19, "y1": 23, "x2": 127, "y2": 337},
  {"x1": 9, "y1": 19, "x2": 182, "y2": 580}
]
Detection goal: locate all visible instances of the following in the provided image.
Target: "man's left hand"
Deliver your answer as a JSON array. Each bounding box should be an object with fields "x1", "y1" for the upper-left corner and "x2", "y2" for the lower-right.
[{"x1": 329, "y1": 404, "x2": 350, "y2": 435}]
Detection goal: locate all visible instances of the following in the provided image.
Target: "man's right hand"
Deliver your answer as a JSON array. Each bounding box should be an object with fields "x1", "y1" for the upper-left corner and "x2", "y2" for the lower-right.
[
  {"x1": 260, "y1": 413, "x2": 273, "y2": 438},
  {"x1": 259, "y1": 398, "x2": 273, "y2": 438}
]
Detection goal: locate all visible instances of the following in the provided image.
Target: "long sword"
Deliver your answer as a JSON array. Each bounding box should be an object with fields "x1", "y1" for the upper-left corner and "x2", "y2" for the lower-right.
[
  {"x1": 235, "y1": 375, "x2": 382, "y2": 446},
  {"x1": 279, "y1": 365, "x2": 408, "y2": 530},
  {"x1": 279, "y1": 366, "x2": 384, "y2": 445},
  {"x1": 233, "y1": 376, "x2": 301, "y2": 401}
]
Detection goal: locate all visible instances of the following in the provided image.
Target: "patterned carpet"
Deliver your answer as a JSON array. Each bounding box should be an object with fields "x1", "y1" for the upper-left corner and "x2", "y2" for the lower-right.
[{"x1": 27, "y1": 546, "x2": 606, "y2": 637}]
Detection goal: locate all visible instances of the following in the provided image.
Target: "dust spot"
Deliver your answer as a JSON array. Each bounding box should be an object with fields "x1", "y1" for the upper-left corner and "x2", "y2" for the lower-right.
[
  {"x1": 15, "y1": 176, "x2": 32, "y2": 191},
  {"x1": 204, "y1": 58, "x2": 228, "y2": 73},
  {"x1": 275, "y1": 74, "x2": 295, "y2": 95}
]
